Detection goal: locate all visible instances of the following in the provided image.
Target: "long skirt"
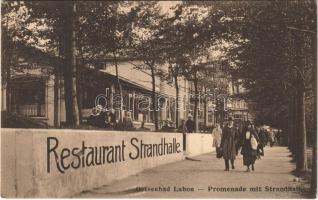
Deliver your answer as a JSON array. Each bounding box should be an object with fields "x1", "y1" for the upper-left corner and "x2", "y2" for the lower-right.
[{"x1": 243, "y1": 150, "x2": 258, "y2": 166}]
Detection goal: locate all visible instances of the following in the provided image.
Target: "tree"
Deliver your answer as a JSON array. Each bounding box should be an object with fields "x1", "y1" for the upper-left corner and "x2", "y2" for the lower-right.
[
  {"x1": 1, "y1": 2, "x2": 18, "y2": 114},
  {"x1": 1, "y1": 1, "x2": 62, "y2": 125},
  {"x1": 21, "y1": 2, "x2": 138, "y2": 126},
  {"x1": 17, "y1": 1, "x2": 81, "y2": 126},
  {"x1": 76, "y1": 2, "x2": 136, "y2": 121},
  {"x1": 225, "y1": 0, "x2": 316, "y2": 191},
  {"x1": 1, "y1": 2, "x2": 36, "y2": 115},
  {"x1": 160, "y1": 3, "x2": 228, "y2": 131},
  {"x1": 129, "y1": 2, "x2": 167, "y2": 131},
  {"x1": 61, "y1": 2, "x2": 80, "y2": 126},
  {"x1": 165, "y1": 56, "x2": 188, "y2": 128}
]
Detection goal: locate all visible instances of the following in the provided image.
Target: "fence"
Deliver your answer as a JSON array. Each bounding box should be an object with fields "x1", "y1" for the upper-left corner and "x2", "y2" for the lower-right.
[{"x1": 1, "y1": 129, "x2": 214, "y2": 198}]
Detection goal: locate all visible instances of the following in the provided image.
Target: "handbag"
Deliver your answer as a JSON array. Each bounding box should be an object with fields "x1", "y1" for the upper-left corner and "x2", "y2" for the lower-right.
[
  {"x1": 257, "y1": 144, "x2": 264, "y2": 156},
  {"x1": 250, "y1": 135, "x2": 258, "y2": 150},
  {"x1": 251, "y1": 149, "x2": 258, "y2": 156},
  {"x1": 216, "y1": 147, "x2": 223, "y2": 158}
]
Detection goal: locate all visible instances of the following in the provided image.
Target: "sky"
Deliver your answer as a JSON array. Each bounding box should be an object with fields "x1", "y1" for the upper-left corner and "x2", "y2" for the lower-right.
[
  {"x1": 118, "y1": 1, "x2": 182, "y2": 16},
  {"x1": 157, "y1": 1, "x2": 182, "y2": 17}
]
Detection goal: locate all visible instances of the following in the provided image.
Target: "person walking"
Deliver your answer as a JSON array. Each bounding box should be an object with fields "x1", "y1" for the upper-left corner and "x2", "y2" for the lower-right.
[
  {"x1": 255, "y1": 126, "x2": 265, "y2": 157},
  {"x1": 179, "y1": 119, "x2": 186, "y2": 133},
  {"x1": 276, "y1": 129, "x2": 281, "y2": 146},
  {"x1": 262, "y1": 129, "x2": 268, "y2": 146},
  {"x1": 234, "y1": 123, "x2": 242, "y2": 155},
  {"x1": 269, "y1": 129, "x2": 275, "y2": 147},
  {"x1": 221, "y1": 118, "x2": 239, "y2": 171},
  {"x1": 185, "y1": 115, "x2": 195, "y2": 133},
  {"x1": 241, "y1": 122, "x2": 261, "y2": 172},
  {"x1": 212, "y1": 123, "x2": 222, "y2": 158},
  {"x1": 212, "y1": 123, "x2": 222, "y2": 148},
  {"x1": 259, "y1": 128, "x2": 267, "y2": 147}
]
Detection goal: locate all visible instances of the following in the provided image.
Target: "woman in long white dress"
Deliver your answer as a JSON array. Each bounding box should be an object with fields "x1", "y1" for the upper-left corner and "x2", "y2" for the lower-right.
[{"x1": 212, "y1": 123, "x2": 222, "y2": 148}]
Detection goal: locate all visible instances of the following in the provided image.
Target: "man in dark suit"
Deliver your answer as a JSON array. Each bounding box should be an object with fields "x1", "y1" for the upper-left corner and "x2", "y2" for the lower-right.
[
  {"x1": 221, "y1": 117, "x2": 239, "y2": 171},
  {"x1": 185, "y1": 115, "x2": 195, "y2": 133}
]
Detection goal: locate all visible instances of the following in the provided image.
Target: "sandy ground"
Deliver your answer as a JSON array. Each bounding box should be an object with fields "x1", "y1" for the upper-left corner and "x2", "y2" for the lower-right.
[{"x1": 75, "y1": 146, "x2": 311, "y2": 198}]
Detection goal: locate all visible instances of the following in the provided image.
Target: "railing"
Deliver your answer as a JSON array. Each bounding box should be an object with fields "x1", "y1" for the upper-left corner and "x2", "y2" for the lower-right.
[{"x1": 12, "y1": 104, "x2": 46, "y2": 117}]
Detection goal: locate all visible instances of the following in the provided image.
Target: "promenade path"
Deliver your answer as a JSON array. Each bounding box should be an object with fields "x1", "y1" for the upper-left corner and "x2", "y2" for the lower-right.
[{"x1": 75, "y1": 146, "x2": 311, "y2": 198}]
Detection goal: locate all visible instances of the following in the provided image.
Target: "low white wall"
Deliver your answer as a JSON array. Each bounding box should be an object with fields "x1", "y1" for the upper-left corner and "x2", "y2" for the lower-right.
[
  {"x1": 1, "y1": 129, "x2": 183, "y2": 198},
  {"x1": 185, "y1": 133, "x2": 215, "y2": 157}
]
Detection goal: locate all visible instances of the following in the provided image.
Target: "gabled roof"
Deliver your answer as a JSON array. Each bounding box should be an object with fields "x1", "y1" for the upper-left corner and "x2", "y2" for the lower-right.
[{"x1": 12, "y1": 41, "x2": 63, "y2": 68}]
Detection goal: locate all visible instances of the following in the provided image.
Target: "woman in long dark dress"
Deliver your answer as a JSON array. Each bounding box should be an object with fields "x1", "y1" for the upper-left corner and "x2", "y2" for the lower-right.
[{"x1": 241, "y1": 122, "x2": 260, "y2": 172}]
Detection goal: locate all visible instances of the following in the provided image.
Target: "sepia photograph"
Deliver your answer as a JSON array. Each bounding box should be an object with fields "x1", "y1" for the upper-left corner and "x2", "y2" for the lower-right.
[{"x1": 1, "y1": 0, "x2": 317, "y2": 199}]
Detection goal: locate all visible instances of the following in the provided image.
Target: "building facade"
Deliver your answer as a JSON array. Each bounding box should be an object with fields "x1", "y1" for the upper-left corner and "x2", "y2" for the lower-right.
[
  {"x1": 187, "y1": 74, "x2": 254, "y2": 130},
  {"x1": 1, "y1": 55, "x2": 190, "y2": 130},
  {"x1": 226, "y1": 80, "x2": 254, "y2": 125}
]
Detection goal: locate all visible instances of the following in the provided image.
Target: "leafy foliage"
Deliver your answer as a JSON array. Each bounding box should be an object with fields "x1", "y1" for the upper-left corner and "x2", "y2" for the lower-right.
[{"x1": 226, "y1": 0, "x2": 316, "y2": 128}]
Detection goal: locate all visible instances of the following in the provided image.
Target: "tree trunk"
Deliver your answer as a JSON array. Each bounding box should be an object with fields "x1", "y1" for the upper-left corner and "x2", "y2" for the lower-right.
[
  {"x1": 310, "y1": 26, "x2": 317, "y2": 196},
  {"x1": 113, "y1": 51, "x2": 123, "y2": 122},
  {"x1": 287, "y1": 99, "x2": 292, "y2": 149},
  {"x1": 5, "y1": 52, "x2": 11, "y2": 115},
  {"x1": 53, "y1": 67, "x2": 59, "y2": 127},
  {"x1": 76, "y1": 64, "x2": 83, "y2": 125},
  {"x1": 293, "y1": 31, "x2": 307, "y2": 173},
  {"x1": 288, "y1": 97, "x2": 296, "y2": 154},
  {"x1": 203, "y1": 86, "x2": 207, "y2": 129},
  {"x1": 289, "y1": 94, "x2": 298, "y2": 156},
  {"x1": 294, "y1": 86, "x2": 302, "y2": 166},
  {"x1": 2, "y1": 21, "x2": 12, "y2": 115},
  {"x1": 71, "y1": 3, "x2": 80, "y2": 126},
  {"x1": 63, "y1": 2, "x2": 79, "y2": 127},
  {"x1": 76, "y1": 48, "x2": 87, "y2": 125},
  {"x1": 296, "y1": 87, "x2": 307, "y2": 173},
  {"x1": 193, "y1": 78, "x2": 199, "y2": 132},
  {"x1": 151, "y1": 67, "x2": 158, "y2": 131},
  {"x1": 293, "y1": 93, "x2": 299, "y2": 157},
  {"x1": 174, "y1": 74, "x2": 179, "y2": 128}
]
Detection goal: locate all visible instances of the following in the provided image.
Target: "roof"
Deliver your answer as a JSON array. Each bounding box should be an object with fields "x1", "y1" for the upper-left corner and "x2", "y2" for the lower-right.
[
  {"x1": 100, "y1": 61, "x2": 178, "y2": 97},
  {"x1": 12, "y1": 41, "x2": 62, "y2": 68}
]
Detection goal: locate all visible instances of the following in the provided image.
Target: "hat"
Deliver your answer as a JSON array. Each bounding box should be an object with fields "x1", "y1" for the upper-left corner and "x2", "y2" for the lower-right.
[
  {"x1": 96, "y1": 105, "x2": 103, "y2": 111},
  {"x1": 91, "y1": 107, "x2": 101, "y2": 116}
]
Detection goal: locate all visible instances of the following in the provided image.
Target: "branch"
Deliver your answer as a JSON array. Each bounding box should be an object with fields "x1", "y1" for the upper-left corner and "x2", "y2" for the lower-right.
[
  {"x1": 126, "y1": 61, "x2": 152, "y2": 76},
  {"x1": 291, "y1": 65, "x2": 305, "y2": 83},
  {"x1": 287, "y1": 26, "x2": 316, "y2": 35}
]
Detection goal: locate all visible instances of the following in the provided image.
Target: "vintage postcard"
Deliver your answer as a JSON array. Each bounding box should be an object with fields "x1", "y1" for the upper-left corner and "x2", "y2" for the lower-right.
[{"x1": 1, "y1": 1, "x2": 317, "y2": 199}]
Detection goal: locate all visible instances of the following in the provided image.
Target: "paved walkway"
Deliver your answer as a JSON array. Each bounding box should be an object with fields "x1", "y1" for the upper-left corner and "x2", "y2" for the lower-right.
[{"x1": 75, "y1": 147, "x2": 310, "y2": 198}]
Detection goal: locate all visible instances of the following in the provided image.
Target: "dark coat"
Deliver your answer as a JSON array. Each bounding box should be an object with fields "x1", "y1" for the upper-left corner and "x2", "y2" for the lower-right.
[
  {"x1": 241, "y1": 129, "x2": 260, "y2": 165},
  {"x1": 185, "y1": 119, "x2": 195, "y2": 133},
  {"x1": 221, "y1": 125, "x2": 239, "y2": 160},
  {"x1": 258, "y1": 130, "x2": 267, "y2": 146},
  {"x1": 123, "y1": 116, "x2": 133, "y2": 129},
  {"x1": 109, "y1": 112, "x2": 116, "y2": 124}
]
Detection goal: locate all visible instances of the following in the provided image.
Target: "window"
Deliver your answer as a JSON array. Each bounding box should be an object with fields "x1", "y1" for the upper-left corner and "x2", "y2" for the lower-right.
[
  {"x1": 234, "y1": 114, "x2": 242, "y2": 119},
  {"x1": 242, "y1": 101, "x2": 246, "y2": 108},
  {"x1": 208, "y1": 112, "x2": 213, "y2": 122},
  {"x1": 11, "y1": 77, "x2": 46, "y2": 117},
  {"x1": 82, "y1": 85, "x2": 109, "y2": 109},
  {"x1": 82, "y1": 87, "x2": 98, "y2": 109},
  {"x1": 169, "y1": 97, "x2": 176, "y2": 122}
]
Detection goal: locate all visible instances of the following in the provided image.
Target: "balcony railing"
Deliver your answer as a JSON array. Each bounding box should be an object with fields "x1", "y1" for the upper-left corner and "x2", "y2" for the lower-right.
[{"x1": 12, "y1": 104, "x2": 46, "y2": 117}]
